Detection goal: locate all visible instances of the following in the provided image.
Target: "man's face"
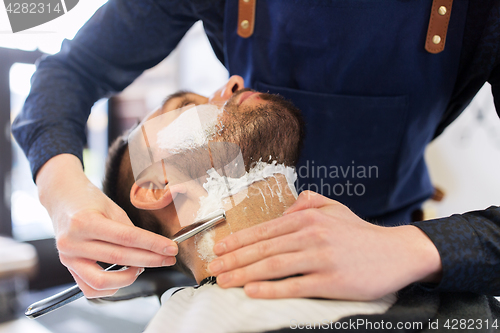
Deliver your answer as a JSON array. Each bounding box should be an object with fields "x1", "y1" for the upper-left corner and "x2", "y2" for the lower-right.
[
  {"x1": 129, "y1": 74, "x2": 269, "y2": 189},
  {"x1": 120, "y1": 75, "x2": 303, "y2": 280},
  {"x1": 128, "y1": 75, "x2": 283, "y2": 238},
  {"x1": 142, "y1": 75, "x2": 266, "y2": 124}
]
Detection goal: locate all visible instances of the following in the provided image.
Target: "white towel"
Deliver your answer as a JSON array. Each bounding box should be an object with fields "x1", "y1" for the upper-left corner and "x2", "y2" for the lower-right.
[{"x1": 144, "y1": 284, "x2": 396, "y2": 333}]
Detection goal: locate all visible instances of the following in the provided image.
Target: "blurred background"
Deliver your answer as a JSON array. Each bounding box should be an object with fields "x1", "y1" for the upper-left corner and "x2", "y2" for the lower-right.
[{"x1": 0, "y1": 1, "x2": 499, "y2": 332}]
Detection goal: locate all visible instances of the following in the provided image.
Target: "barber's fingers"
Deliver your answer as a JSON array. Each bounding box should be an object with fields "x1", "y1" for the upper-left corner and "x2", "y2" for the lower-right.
[
  {"x1": 215, "y1": 250, "x2": 320, "y2": 290},
  {"x1": 284, "y1": 190, "x2": 341, "y2": 215},
  {"x1": 70, "y1": 271, "x2": 119, "y2": 299},
  {"x1": 63, "y1": 240, "x2": 176, "y2": 268},
  {"x1": 64, "y1": 258, "x2": 144, "y2": 298},
  {"x1": 62, "y1": 211, "x2": 178, "y2": 256},
  {"x1": 209, "y1": 230, "x2": 310, "y2": 275},
  {"x1": 243, "y1": 275, "x2": 326, "y2": 299},
  {"x1": 213, "y1": 212, "x2": 312, "y2": 256}
]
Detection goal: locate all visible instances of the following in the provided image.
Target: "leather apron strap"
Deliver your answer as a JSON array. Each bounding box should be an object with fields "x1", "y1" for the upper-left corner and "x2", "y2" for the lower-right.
[
  {"x1": 237, "y1": 0, "x2": 256, "y2": 38},
  {"x1": 238, "y1": 0, "x2": 455, "y2": 52},
  {"x1": 425, "y1": 0, "x2": 454, "y2": 54}
]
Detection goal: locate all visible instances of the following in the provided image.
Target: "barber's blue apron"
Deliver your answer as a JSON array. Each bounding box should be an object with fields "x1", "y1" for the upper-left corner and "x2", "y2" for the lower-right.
[{"x1": 223, "y1": 0, "x2": 468, "y2": 225}]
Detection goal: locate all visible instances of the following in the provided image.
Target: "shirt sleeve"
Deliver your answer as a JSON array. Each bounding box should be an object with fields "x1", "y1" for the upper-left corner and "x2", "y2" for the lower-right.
[
  {"x1": 412, "y1": 206, "x2": 500, "y2": 295},
  {"x1": 412, "y1": 26, "x2": 500, "y2": 295},
  {"x1": 11, "y1": 0, "x2": 198, "y2": 180}
]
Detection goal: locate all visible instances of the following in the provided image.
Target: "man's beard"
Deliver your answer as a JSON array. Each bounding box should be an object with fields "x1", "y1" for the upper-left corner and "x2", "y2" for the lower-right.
[{"x1": 225, "y1": 88, "x2": 299, "y2": 116}]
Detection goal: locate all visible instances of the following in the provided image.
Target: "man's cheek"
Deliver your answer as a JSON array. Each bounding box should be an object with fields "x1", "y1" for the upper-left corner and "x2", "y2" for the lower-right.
[{"x1": 178, "y1": 239, "x2": 195, "y2": 256}]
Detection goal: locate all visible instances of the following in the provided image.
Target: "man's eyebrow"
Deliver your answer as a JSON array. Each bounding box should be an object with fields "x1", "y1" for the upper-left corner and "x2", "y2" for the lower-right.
[{"x1": 161, "y1": 90, "x2": 194, "y2": 109}]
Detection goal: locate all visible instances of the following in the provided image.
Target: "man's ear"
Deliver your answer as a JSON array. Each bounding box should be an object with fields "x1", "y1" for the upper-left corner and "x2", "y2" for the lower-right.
[{"x1": 130, "y1": 183, "x2": 186, "y2": 210}]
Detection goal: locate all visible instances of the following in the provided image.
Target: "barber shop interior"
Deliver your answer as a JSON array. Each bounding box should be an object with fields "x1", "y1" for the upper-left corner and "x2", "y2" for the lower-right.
[{"x1": 1, "y1": 1, "x2": 500, "y2": 332}]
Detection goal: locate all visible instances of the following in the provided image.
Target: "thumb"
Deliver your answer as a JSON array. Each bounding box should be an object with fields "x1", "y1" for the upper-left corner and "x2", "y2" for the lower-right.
[{"x1": 284, "y1": 190, "x2": 335, "y2": 214}]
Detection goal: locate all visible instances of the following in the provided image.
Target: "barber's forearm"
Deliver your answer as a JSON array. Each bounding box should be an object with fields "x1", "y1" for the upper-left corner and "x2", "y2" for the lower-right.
[
  {"x1": 11, "y1": 49, "x2": 102, "y2": 180},
  {"x1": 393, "y1": 225, "x2": 443, "y2": 284},
  {"x1": 36, "y1": 154, "x2": 87, "y2": 216},
  {"x1": 13, "y1": 0, "x2": 198, "y2": 181}
]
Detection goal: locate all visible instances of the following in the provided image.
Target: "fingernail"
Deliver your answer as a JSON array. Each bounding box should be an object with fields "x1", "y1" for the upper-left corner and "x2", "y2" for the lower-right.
[
  {"x1": 217, "y1": 273, "x2": 231, "y2": 285},
  {"x1": 162, "y1": 257, "x2": 175, "y2": 266},
  {"x1": 283, "y1": 203, "x2": 296, "y2": 215},
  {"x1": 208, "y1": 260, "x2": 223, "y2": 274},
  {"x1": 163, "y1": 246, "x2": 177, "y2": 256},
  {"x1": 245, "y1": 283, "x2": 259, "y2": 295},
  {"x1": 214, "y1": 242, "x2": 227, "y2": 255},
  {"x1": 136, "y1": 268, "x2": 145, "y2": 276}
]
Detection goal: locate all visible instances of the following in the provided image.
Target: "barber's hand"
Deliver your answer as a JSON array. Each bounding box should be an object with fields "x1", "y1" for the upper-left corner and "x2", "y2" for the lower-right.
[
  {"x1": 37, "y1": 155, "x2": 178, "y2": 298},
  {"x1": 208, "y1": 191, "x2": 442, "y2": 300}
]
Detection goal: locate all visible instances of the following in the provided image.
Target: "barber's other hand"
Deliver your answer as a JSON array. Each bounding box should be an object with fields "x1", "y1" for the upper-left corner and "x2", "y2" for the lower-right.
[
  {"x1": 208, "y1": 191, "x2": 442, "y2": 300},
  {"x1": 37, "y1": 155, "x2": 178, "y2": 298}
]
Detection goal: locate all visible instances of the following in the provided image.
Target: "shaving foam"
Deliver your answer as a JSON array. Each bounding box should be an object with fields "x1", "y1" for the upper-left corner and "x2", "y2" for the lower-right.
[
  {"x1": 194, "y1": 228, "x2": 218, "y2": 263},
  {"x1": 196, "y1": 160, "x2": 297, "y2": 220},
  {"x1": 156, "y1": 105, "x2": 222, "y2": 154},
  {"x1": 194, "y1": 161, "x2": 298, "y2": 262}
]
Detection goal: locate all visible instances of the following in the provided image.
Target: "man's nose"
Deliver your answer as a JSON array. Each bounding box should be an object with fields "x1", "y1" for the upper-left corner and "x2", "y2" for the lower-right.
[{"x1": 209, "y1": 75, "x2": 245, "y2": 104}]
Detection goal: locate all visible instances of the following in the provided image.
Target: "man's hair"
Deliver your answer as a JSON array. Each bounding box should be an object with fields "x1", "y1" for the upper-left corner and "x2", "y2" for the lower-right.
[{"x1": 102, "y1": 92, "x2": 304, "y2": 252}]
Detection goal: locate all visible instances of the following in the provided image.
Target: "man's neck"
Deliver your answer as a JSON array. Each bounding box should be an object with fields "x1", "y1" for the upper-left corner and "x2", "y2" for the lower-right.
[{"x1": 187, "y1": 174, "x2": 297, "y2": 282}]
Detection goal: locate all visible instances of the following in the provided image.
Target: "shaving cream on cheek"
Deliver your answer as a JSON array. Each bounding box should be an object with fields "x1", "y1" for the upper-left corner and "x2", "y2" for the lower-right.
[
  {"x1": 156, "y1": 105, "x2": 223, "y2": 154},
  {"x1": 196, "y1": 161, "x2": 297, "y2": 220},
  {"x1": 194, "y1": 161, "x2": 298, "y2": 262},
  {"x1": 194, "y1": 228, "x2": 217, "y2": 263}
]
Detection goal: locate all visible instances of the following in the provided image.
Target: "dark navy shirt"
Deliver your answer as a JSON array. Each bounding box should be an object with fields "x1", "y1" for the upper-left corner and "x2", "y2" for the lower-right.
[{"x1": 11, "y1": 0, "x2": 500, "y2": 295}]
